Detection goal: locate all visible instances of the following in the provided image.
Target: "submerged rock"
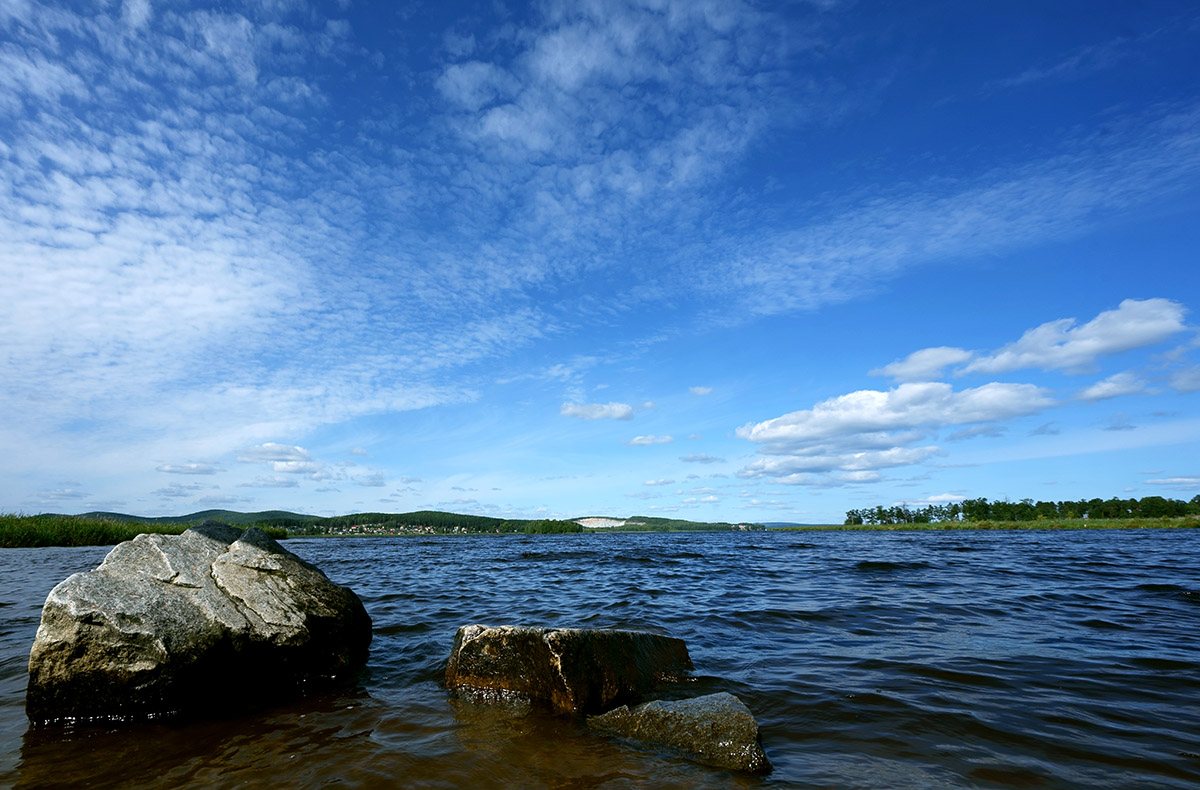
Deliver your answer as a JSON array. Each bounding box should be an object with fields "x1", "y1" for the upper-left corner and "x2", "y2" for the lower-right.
[
  {"x1": 27, "y1": 523, "x2": 371, "y2": 724},
  {"x1": 445, "y1": 625, "x2": 692, "y2": 715},
  {"x1": 588, "y1": 692, "x2": 771, "y2": 774}
]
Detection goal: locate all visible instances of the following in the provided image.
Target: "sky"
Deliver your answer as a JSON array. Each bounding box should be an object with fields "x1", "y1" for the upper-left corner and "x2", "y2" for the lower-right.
[{"x1": 2, "y1": 0, "x2": 1199, "y2": 523}]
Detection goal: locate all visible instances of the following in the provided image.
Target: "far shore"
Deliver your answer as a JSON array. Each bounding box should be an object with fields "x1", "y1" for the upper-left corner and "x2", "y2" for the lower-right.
[{"x1": 1, "y1": 512, "x2": 1197, "y2": 548}]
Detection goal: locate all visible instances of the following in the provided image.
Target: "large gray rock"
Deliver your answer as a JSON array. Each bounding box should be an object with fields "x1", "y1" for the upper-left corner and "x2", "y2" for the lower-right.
[
  {"x1": 445, "y1": 625, "x2": 693, "y2": 715},
  {"x1": 589, "y1": 692, "x2": 771, "y2": 774},
  {"x1": 26, "y1": 523, "x2": 371, "y2": 724}
]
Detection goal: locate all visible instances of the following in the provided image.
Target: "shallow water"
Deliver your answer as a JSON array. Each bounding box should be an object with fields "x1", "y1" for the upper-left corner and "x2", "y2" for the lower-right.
[{"x1": 1, "y1": 529, "x2": 1199, "y2": 787}]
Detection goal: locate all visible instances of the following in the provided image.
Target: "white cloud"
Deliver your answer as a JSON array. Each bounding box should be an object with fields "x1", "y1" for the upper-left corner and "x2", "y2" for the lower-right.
[
  {"x1": 643, "y1": 479, "x2": 675, "y2": 486},
  {"x1": 738, "y1": 382, "x2": 1053, "y2": 446},
  {"x1": 737, "y1": 381, "x2": 1054, "y2": 487},
  {"x1": 871, "y1": 347, "x2": 972, "y2": 381},
  {"x1": 435, "y1": 61, "x2": 516, "y2": 112},
  {"x1": 967, "y1": 299, "x2": 1187, "y2": 374},
  {"x1": 629, "y1": 435, "x2": 673, "y2": 445},
  {"x1": 1145, "y1": 476, "x2": 1200, "y2": 489},
  {"x1": 272, "y1": 460, "x2": 324, "y2": 475},
  {"x1": 238, "y1": 443, "x2": 312, "y2": 463},
  {"x1": 561, "y1": 401, "x2": 635, "y2": 420},
  {"x1": 740, "y1": 446, "x2": 939, "y2": 479},
  {"x1": 238, "y1": 476, "x2": 300, "y2": 489},
  {"x1": 190, "y1": 11, "x2": 259, "y2": 85},
  {"x1": 707, "y1": 112, "x2": 1200, "y2": 318},
  {"x1": 121, "y1": 0, "x2": 151, "y2": 30},
  {"x1": 1079, "y1": 372, "x2": 1147, "y2": 401},
  {"x1": 689, "y1": 386, "x2": 714, "y2": 396},
  {"x1": 155, "y1": 463, "x2": 219, "y2": 475}
]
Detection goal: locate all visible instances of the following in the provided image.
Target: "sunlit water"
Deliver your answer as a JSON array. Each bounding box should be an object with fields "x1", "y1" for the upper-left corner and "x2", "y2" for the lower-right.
[{"x1": 1, "y1": 530, "x2": 1198, "y2": 787}]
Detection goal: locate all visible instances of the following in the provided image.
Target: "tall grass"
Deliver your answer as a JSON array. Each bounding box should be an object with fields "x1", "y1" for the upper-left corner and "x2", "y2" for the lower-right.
[{"x1": 0, "y1": 514, "x2": 286, "y2": 548}]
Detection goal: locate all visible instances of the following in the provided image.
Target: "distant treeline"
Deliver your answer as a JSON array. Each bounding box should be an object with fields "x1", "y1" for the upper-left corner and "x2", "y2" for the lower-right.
[
  {"x1": 265, "y1": 510, "x2": 584, "y2": 535},
  {"x1": 845, "y1": 495, "x2": 1200, "y2": 525},
  {"x1": 0, "y1": 514, "x2": 287, "y2": 549}
]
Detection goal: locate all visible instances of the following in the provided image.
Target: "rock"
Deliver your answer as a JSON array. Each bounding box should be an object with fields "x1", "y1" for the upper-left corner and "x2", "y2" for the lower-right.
[
  {"x1": 445, "y1": 625, "x2": 692, "y2": 715},
  {"x1": 588, "y1": 692, "x2": 771, "y2": 774},
  {"x1": 26, "y1": 523, "x2": 371, "y2": 724}
]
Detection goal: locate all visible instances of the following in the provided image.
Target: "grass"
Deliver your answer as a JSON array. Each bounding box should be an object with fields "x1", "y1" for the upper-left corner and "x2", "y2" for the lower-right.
[
  {"x1": 776, "y1": 517, "x2": 1200, "y2": 532},
  {"x1": 0, "y1": 514, "x2": 287, "y2": 548}
]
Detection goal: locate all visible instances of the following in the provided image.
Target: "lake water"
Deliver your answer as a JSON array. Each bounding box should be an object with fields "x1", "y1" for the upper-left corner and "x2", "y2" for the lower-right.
[{"x1": 1, "y1": 529, "x2": 1198, "y2": 788}]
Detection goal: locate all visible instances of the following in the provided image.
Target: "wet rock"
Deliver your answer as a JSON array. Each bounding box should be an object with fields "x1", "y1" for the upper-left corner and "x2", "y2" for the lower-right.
[
  {"x1": 27, "y1": 523, "x2": 371, "y2": 724},
  {"x1": 588, "y1": 692, "x2": 771, "y2": 774},
  {"x1": 445, "y1": 625, "x2": 692, "y2": 715}
]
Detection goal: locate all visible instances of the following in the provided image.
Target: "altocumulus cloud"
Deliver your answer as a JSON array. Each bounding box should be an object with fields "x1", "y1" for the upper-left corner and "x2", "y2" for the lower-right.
[
  {"x1": 155, "y1": 463, "x2": 219, "y2": 475},
  {"x1": 561, "y1": 402, "x2": 635, "y2": 420},
  {"x1": 629, "y1": 435, "x2": 673, "y2": 445}
]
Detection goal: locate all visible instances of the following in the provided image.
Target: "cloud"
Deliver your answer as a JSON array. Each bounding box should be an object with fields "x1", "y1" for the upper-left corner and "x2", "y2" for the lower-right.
[
  {"x1": 739, "y1": 446, "x2": 939, "y2": 486},
  {"x1": 967, "y1": 299, "x2": 1187, "y2": 374},
  {"x1": 1171, "y1": 366, "x2": 1200, "y2": 393},
  {"x1": 272, "y1": 460, "x2": 324, "y2": 475},
  {"x1": 946, "y1": 425, "x2": 1006, "y2": 441},
  {"x1": 706, "y1": 110, "x2": 1200, "y2": 318},
  {"x1": 561, "y1": 402, "x2": 635, "y2": 420},
  {"x1": 155, "y1": 463, "x2": 219, "y2": 475},
  {"x1": 1145, "y1": 476, "x2": 1200, "y2": 489},
  {"x1": 435, "y1": 61, "x2": 517, "y2": 112},
  {"x1": 871, "y1": 347, "x2": 972, "y2": 381},
  {"x1": 35, "y1": 485, "x2": 89, "y2": 501},
  {"x1": 689, "y1": 386, "x2": 713, "y2": 396},
  {"x1": 643, "y1": 479, "x2": 675, "y2": 486},
  {"x1": 738, "y1": 382, "x2": 1053, "y2": 446},
  {"x1": 237, "y1": 443, "x2": 311, "y2": 463},
  {"x1": 737, "y1": 381, "x2": 1053, "y2": 487},
  {"x1": 121, "y1": 0, "x2": 151, "y2": 30},
  {"x1": 238, "y1": 476, "x2": 300, "y2": 489},
  {"x1": 680, "y1": 453, "x2": 725, "y2": 464},
  {"x1": 1079, "y1": 372, "x2": 1147, "y2": 401},
  {"x1": 628, "y1": 434, "x2": 673, "y2": 445},
  {"x1": 152, "y1": 482, "x2": 206, "y2": 499}
]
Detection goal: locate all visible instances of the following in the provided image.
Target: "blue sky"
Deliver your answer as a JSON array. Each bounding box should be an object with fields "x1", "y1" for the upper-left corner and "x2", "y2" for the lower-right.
[{"x1": 2, "y1": 0, "x2": 1199, "y2": 523}]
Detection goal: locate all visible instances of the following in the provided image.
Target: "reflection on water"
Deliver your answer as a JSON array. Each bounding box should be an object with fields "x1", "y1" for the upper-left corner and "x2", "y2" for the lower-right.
[{"x1": 2, "y1": 529, "x2": 1200, "y2": 787}]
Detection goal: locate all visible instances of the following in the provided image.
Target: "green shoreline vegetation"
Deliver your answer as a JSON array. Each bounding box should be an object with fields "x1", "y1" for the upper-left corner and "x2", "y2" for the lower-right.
[
  {"x1": 1, "y1": 497, "x2": 1197, "y2": 548},
  {"x1": 0, "y1": 513, "x2": 289, "y2": 549},
  {"x1": 780, "y1": 517, "x2": 1200, "y2": 532},
  {"x1": 843, "y1": 495, "x2": 1200, "y2": 526}
]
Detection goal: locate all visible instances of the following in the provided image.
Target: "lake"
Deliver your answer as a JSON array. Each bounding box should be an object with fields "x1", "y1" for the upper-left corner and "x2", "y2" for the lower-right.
[{"x1": 1, "y1": 529, "x2": 1198, "y2": 787}]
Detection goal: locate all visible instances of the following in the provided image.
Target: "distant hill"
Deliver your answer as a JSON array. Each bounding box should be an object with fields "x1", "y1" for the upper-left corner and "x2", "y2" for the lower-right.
[{"x1": 68, "y1": 509, "x2": 763, "y2": 534}]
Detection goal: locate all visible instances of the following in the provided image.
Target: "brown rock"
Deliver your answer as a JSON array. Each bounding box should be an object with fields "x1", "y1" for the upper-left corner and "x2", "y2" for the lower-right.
[
  {"x1": 589, "y1": 692, "x2": 771, "y2": 774},
  {"x1": 444, "y1": 625, "x2": 692, "y2": 714}
]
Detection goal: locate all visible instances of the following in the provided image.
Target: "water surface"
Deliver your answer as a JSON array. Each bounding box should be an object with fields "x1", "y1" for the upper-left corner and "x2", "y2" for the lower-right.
[{"x1": 1, "y1": 529, "x2": 1198, "y2": 787}]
